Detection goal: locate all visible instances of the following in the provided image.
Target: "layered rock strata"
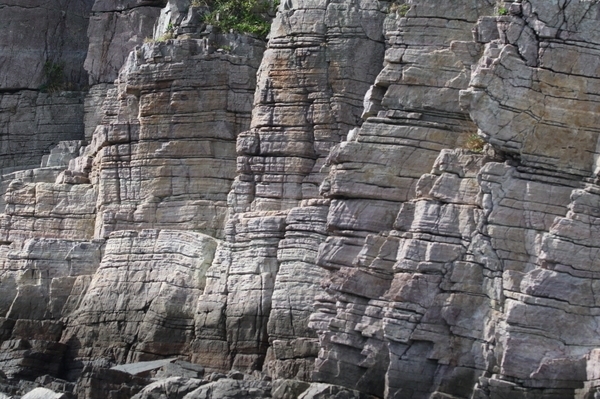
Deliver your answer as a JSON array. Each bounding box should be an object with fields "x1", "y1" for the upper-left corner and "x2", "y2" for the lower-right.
[
  {"x1": 61, "y1": 229, "x2": 217, "y2": 377},
  {"x1": 309, "y1": 1, "x2": 495, "y2": 397},
  {"x1": 4, "y1": 0, "x2": 600, "y2": 398},
  {"x1": 462, "y1": 1, "x2": 600, "y2": 397},
  {"x1": 0, "y1": 0, "x2": 93, "y2": 174},
  {"x1": 83, "y1": 0, "x2": 167, "y2": 139},
  {"x1": 190, "y1": 0, "x2": 388, "y2": 376},
  {"x1": 81, "y1": 34, "x2": 264, "y2": 239},
  {"x1": 0, "y1": 0, "x2": 266, "y2": 383}
]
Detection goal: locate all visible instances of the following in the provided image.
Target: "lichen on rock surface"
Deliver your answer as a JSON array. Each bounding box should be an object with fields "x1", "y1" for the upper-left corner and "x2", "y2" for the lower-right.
[{"x1": 3, "y1": 0, "x2": 600, "y2": 398}]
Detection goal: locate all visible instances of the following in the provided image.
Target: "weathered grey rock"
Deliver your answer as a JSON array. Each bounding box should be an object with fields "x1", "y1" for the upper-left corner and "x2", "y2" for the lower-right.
[
  {"x1": 189, "y1": 0, "x2": 388, "y2": 376},
  {"x1": 155, "y1": 360, "x2": 205, "y2": 379},
  {"x1": 271, "y1": 379, "x2": 310, "y2": 399},
  {"x1": 61, "y1": 229, "x2": 217, "y2": 377},
  {"x1": 33, "y1": 375, "x2": 76, "y2": 398},
  {"x1": 21, "y1": 387, "x2": 67, "y2": 399},
  {"x1": 310, "y1": 1, "x2": 495, "y2": 397},
  {"x1": 4, "y1": 0, "x2": 600, "y2": 397},
  {"x1": 84, "y1": 83, "x2": 114, "y2": 141},
  {"x1": 182, "y1": 378, "x2": 271, "y2": 399},
  {"x1": 40, "y1": 141, "x2": 85, "y2": 169},
  {"x1": 111, "y1": 358, "x2": 178, "y2": 375},
  {"x1": 461, "y1": 0, "x2": 600, "y2": 178},
  {"x1": 132, "y1": 377, "x2": 206, "y2": 399},
  {"x1": 0, "y1": 180, "x2": 97, "y2": 243},
  {"x1": 74, "y1": 366, "x2": 149, "y2": 399},
  {"x1": 0, "y1": 238, "x2": 104, "y2": 323},
  {"x1": 298, "y1": 383, "x2": 378, "y2": 399},
  {"x1": 0, "y1": 1, "x2": 91, "y2": 188},
  {"x1": 0, "y1": 92, "x2": 85, "y2": 175},
  {"x1": 0, "y1": 238, "x2": 103, "y2": 381},
  {"x1": 85, "y1": 0, "x2": 165, "y2": 84},
  {"x1": 0, "y1": 339, "x2": 67, "y2": 381},
  {"x1": 0, "y1": 0, "x2": 93, "y2": 90},
  {"x1": 264, "y1": 200, "x2": 329, "y2": 380},
  {"x1": 77, "y1": 35, "x2": 265, "y2": 239}
]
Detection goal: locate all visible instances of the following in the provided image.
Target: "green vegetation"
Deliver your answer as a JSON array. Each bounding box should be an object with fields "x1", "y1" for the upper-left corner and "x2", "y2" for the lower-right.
[
  {"x1": 145, "y1": 0, "x2": 278, "y2": 42},
  {"x1": 203, "y1": 0, "x2": 278, "y2": 39},
  {"x1": 148, "y1": 22, "x2": 176, "y2": 43},
  {"x1": 465, "y1": 133, "x2": 486, "y2": 153},
  {"x1": 389, "y1": 2, "x2": 410, "y2": 16},
  {"x1": 497, "y1": 6, "x2": 508, "y2": 15},
  {"x1": 40, "y1": 61, "x2": 65, "y2": 93}
]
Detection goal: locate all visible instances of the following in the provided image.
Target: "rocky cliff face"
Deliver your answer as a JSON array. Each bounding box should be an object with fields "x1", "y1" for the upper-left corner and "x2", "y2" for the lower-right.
[{"x1": 2, "y1": 0, "x2": 600, "y2": 398}]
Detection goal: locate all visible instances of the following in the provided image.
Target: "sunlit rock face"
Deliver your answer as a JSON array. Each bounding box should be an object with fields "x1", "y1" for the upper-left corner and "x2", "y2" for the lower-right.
[
  {"x1": 83, "y1": 36, "x2": 265, "y2": 239},
  {"x1": 61, "y1": 229, "x2": 218, "y2": 378},
  {"x1": 190, "y1": 0, "x2": 387, "y2": 377},
  {"x1": 459, "y1": 1, "x2": 600, "y2": 397},
  {"x1": 4, "y1": 0, "x2": 600, "y2": 398}
]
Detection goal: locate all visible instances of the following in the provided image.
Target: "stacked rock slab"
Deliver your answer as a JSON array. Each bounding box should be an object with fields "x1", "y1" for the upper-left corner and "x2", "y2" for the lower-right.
[
  {"x1": 0, "y1": 0, "x2": 265, "y2": 382},
  {"x1": 59, "y1": 31, "x2": 263, "y2": 378},
  {"x1": 310, "y1": 0, "x2": 600, "y2": 397},
  {"x1": 0, "y1": 239, "x2": 104, "y2": 381},
  {"x1": 189, "y1": 0, "x2": 387, "y2": 376},
  {"x1": 78, "y1": 35, "x2": 264, "y2": 239},
  {"x1": 461, "y1": 1, "x2": 600, "y2": 397},
  {"x1": 308, "y1": 1, "x2": 495, "y2": 397},
  {"x1": 84, "y1": 0, "x2": 167, "y2": 140},
  {"x1": 61, "y1": 229, "x2": 217, "y2": 378}
]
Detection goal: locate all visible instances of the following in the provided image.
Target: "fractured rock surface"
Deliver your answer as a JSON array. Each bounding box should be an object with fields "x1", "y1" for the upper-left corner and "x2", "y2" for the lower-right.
[
  {"x1": 4, "y1": 0, "x2": 600, "y2": 398},
  {"x1": 0, "y1": 0, "x2": 92, "y2": 174}
]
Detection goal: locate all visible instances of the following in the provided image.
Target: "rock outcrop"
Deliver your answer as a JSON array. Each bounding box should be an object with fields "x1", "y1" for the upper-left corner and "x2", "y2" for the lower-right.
[
  {"x1": 4, "y1": 0, "x2": 600, "y2": 398},
  {"x1": 0, "y1": 0, "x2": 92, "y2": 174}
]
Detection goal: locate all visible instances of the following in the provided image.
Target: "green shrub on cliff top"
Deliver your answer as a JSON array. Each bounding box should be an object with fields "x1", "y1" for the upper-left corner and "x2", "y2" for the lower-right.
[
  {"x1": 389, "y1": 3, "x2": 410, "y2": 17},
  {"x1": 203, "y1": 0, "x2": 278, "y2": 38}
]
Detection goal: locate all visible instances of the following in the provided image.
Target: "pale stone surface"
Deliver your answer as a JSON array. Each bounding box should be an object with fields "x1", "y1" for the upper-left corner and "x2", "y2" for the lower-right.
[
  {"x1": 264, "y1": 201, "x2": 329, "y2": 380},
  {"x1": 461, "y1": 1, "x2": 600, "y2": 178},
  {"x1": 182, "y1": 378, "x2": 271, "y2": 399},
  {"x1": 131, "y1": 377, "x2": 206, "y2": 399},
  {"x1": 21, "y1": 387, "x2": 68, "y2": 399},
  {"x1": 21, "y1": 388, "x2": 68, "y2": 399},
  {"x1": 310, "y1": 1, "x2": 495, "y2": 396},
  {"x1": 78, "y1": 35, "x2": 265, "y2": 239},
  {"x1": 61, "y1": 229, "x2": 217, "y2": 376},
  {"x1": 111, "y1": 358, "x2": 178, "y2": 374},
  {"x1": 193, "y1": 0, "x2": 388, "y2": 376}
]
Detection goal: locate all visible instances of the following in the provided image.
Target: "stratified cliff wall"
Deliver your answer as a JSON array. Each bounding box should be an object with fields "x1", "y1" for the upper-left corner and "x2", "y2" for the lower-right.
[
  {"x1": 0, "y1": 0, "x2": 93, "y2": 174},
  {"x1": 3, "y1": 0, "x2": 600, "y2": 398},
  {"x1": 189, "y1": 0, "x2": 387, "y2": 376}
]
